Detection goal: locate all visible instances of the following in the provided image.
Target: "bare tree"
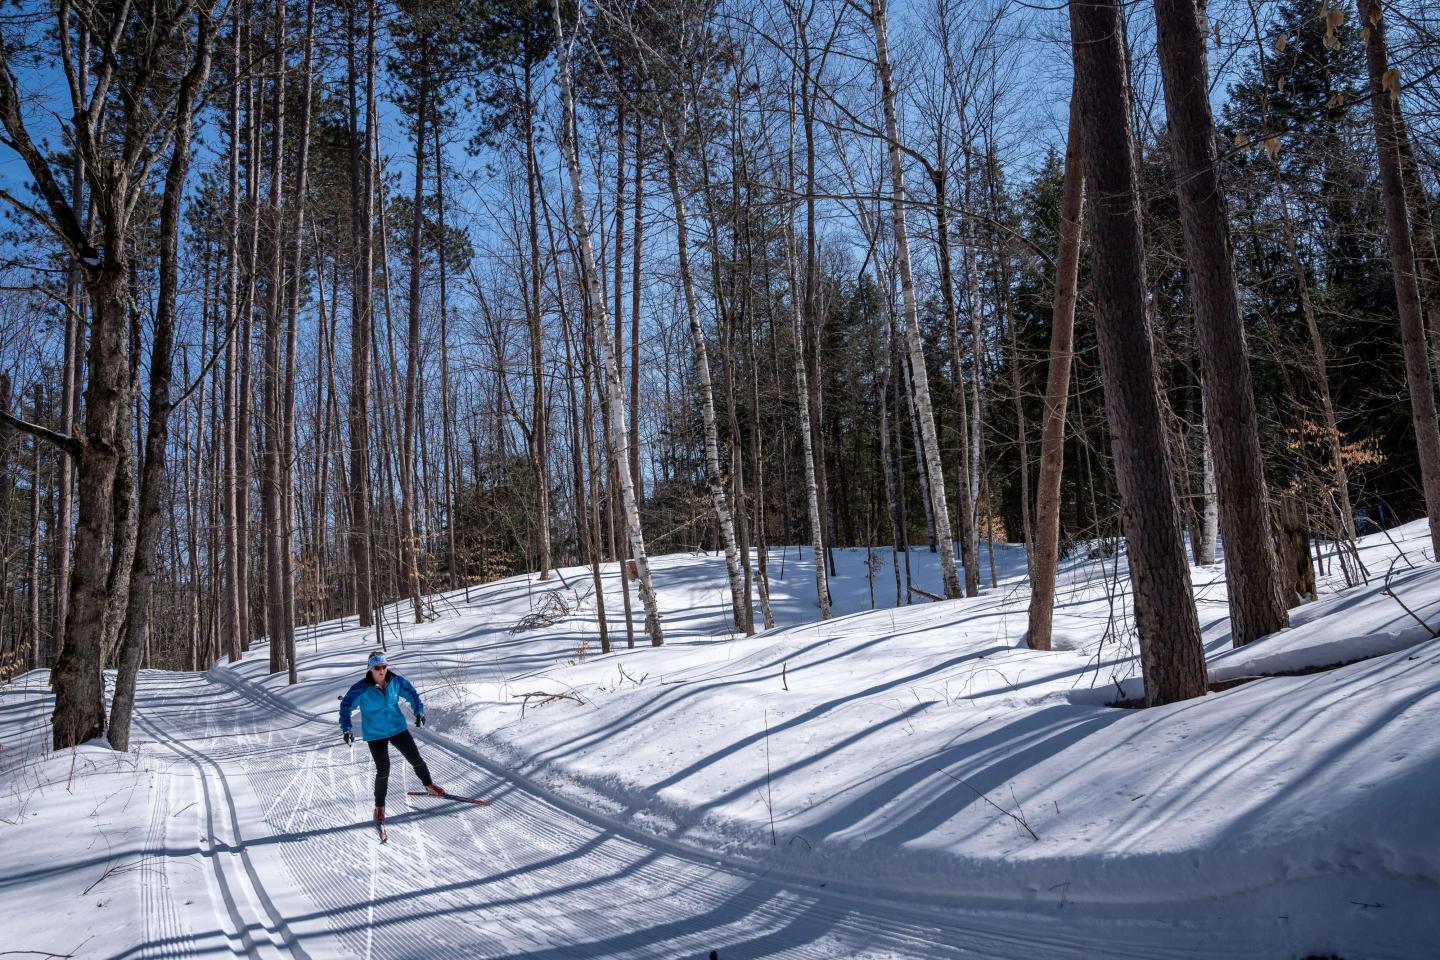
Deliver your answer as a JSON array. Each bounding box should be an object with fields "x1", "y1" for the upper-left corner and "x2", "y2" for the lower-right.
[
  {"x1": 0, "y1": 0, "x2": 220, "y2": 746},
  {"x1": 867, "y1": 0, "x2": 961, "y2": 599},
  {"x1": 551, "y1": 0, "x2": 664, "y2": 644},
  {"x1": 348, "y1": 0, "x2": 378, "y2": 628},
  {"x1": 1027, "y1": 88, "x2": 1084, "y2": 652}
]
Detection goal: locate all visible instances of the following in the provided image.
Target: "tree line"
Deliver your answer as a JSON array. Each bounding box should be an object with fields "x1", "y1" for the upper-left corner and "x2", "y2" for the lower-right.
[{"x1": 1, "y1": 0, "x2": 1437, "y2": 746}]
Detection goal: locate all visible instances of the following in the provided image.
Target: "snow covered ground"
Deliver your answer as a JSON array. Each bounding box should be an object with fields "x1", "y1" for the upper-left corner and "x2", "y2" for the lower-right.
[{"x1": 2, "y1": 521, "x2": 1438, "y2": 958}]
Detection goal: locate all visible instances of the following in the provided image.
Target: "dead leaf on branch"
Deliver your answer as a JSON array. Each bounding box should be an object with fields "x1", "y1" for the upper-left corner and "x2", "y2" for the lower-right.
[{"x1": 1383, "y1": 66, "x2": 1402, "y2": 100}]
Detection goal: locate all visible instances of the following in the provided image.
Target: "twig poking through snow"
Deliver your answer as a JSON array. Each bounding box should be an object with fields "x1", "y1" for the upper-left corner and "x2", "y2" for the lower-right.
[
  {"x1": 935, "y1": 767, "x2": 1040, "y2": 841},
  {"x1": 1381, "y1": 560, "x2": 1440, "y2": 639},
  {"x1": 512, "y1": 691, "x2": 585, "y2": 718}
]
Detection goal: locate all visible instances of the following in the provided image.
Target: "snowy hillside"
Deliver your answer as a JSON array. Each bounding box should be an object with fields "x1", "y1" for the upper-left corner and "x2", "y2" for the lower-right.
[{"x1": 3, "y1": 523, "x2": 1438, "y2": 958}]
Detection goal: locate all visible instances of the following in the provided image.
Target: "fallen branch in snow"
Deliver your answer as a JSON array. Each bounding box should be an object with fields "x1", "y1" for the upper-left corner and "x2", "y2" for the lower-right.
[
  {"x1": 617, "y1": 664, "x2": 648, "y2": 687},
  {"x1": 1381, "y1": 560, "x2": 1439, "y2": 639},
  {"x1": 82, "y1": 854, "x2": 153, "y2": 895},
  {"x1": 510, "y1": 591, "x2": 578, "y2": 633},
  {"x1": 1375, "y1": 521, "x2": 1418, "y2": 570},
  {"x1": 935, "y1": 767, "x2": 1040, "y2": 841},
  {"x1": 907, "y1": 584, "x2": 944, "y2": 603},
  {"x1": 512, "y1": 691, "x2": 585, "y2": 718}
]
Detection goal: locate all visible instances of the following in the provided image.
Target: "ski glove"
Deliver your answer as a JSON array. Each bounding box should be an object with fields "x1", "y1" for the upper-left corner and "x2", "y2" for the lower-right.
[
  {"x1": 343, "y1": 731, "x2": 354, "y2": 745},
  {"x1": 415, "y1": 714, "x2": 427, "y2": 727}
]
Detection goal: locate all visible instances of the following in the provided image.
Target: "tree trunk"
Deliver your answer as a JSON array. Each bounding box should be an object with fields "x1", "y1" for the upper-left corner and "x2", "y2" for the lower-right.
[
  {"x1": 879, "y1": 277, "x2": 906, "y2": 608},
  {"x1": 222, "y1": 9, "x2": 244, "y2": 663},
  {"x1": 348, "y1": 0, "x2": 377, "y2": 627},
  {"x1": 51, "y1": 262, "x2": 129, "y2": 747},
  {"x1": 871, "y1": 0, "x2": 960, "y2": 599},
  {"x1": 1153, "y1": 0, "x2": 1290, "y2": 646},
  {"x1": 281, "y1": 0, "x2": 315, "y2": 682},
  {"x1": 561, "y1": 277, "x2": 609, "y2": 651},
  {"x1": 1027, "y1": 88, "x2": 1084, "y2": 652},
  {"x1": 780, "y1": 82, "x2": 831, "y2": 620},
  {"x1": 1395, "y1": 112, "x2": 1440, "y2": 394},
  {"x1": 51, "y1": 28, "x2": 89, "y2": 668},
  {"x1": 523, "y1": 57, "x2": 553, "y2": 581},
  {"x1": 1356, "y1": 0, "x2": 1440, "y2": 558},
  {"x1": 1068, "y1": 0, "x2": 1208, "y2": 705},
  {"x1": 1195, "y1": 416, "x2": 1218, "y2": 565},
  {"x1": 663, "y1": 131, "x2": 753, "y2": 635},
  {"x1": 551, "y1": 0, "x2": 664, "y2": 644},
  {"x1": 433, "y1": 110, "x2": 459, "y2": 592},
  {"x1": 400, "y1": 52, "x2": 428, "y2": 623},
  {"x1": 261, "y1": 0, "x2": 289, "y2": 676},
  {"x1": 629, "y1": 121, "x2": 645, "y2": 507},
  {"x1": 934, "y1": 169, "x2": 980, "y2": 596},
  {"x1": 29, "y1": 385, "x2": 43, "y2": 667}
]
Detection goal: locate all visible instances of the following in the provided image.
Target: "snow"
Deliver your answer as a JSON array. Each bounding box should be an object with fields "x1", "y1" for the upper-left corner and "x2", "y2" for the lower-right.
[{"x1": 2, "y1": 522, "x2": 1438, "y2": 958}]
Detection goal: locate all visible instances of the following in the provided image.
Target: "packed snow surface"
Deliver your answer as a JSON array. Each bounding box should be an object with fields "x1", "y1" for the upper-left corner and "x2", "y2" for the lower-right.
[{"x1": 2, "y1": 521, "x2": 1438, "y2": 958}]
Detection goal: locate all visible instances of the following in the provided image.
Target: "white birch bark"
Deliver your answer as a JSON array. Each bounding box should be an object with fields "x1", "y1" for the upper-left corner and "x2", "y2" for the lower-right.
[
  {"x1": 870, "y1": 0, "x2": 961, "y2": 599},
  {"x1": 1197, "y1": 413, "x2": 1218, "y2": 565},
  {"x1": 551, "y1": 0, "x2": 664, "y2": 644},
  {"x1": 663, "y1": 129, "x2": 753, "y2": 634},
  {"x1": 780, "y1": 66, "x2": 832, "y2": 620}
]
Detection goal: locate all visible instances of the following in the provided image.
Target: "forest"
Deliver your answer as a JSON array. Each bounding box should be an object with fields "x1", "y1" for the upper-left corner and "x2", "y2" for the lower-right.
[{"x1": 1, "y1": 0, "x2": 1438, "y2": 749}]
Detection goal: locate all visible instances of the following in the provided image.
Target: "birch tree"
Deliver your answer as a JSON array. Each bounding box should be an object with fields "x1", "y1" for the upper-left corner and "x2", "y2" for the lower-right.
[
  {"x1": 551, "y1": 0, "x2": 664, "y2": 644},
  {"x1": 867, "y1": 0, "x2": 961, "y2": 599}
]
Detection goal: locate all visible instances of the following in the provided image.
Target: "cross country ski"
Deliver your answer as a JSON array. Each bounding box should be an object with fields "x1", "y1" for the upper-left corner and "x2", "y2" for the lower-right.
[{"x1": 408, "y1": 790, "x2": 491, "y2": 806}]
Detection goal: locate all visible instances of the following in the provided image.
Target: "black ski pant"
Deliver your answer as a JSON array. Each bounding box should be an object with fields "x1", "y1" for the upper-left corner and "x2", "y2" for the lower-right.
[{"x1": 366, "y1": 730, "x2": 433, "y2": 807}]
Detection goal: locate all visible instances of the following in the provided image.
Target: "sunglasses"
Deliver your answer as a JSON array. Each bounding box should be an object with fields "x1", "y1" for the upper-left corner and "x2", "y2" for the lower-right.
[{"x1": 371, "y1": 664, "x2": 388, "y2": 672}]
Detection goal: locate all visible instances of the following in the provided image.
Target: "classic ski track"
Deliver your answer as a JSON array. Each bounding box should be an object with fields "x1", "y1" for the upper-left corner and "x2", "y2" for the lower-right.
[
  {"x1": 186, "y1": 665, "x2": 1238, "y2": 960},
  {"x1": 137, "y1": 766, "x2": 198, "y2": 958},
  {"x1": 133, "y1": 698, "x2": 314, "y2": 960}
]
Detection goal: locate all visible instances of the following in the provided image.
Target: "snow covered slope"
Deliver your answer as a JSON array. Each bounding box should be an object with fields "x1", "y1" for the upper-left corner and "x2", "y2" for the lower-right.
[{"x1": 2, "y1": 522, "x2": 1437, "y2": 958}]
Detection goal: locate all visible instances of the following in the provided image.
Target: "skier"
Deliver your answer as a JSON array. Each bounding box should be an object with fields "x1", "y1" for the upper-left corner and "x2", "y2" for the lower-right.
[{"x1": 339, "y1": 651, "x2": 445, "y2": 824}]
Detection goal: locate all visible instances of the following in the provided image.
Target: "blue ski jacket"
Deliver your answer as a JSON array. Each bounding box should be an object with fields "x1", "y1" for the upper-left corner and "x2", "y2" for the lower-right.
[{"x1": 339, "y1": 672, "x2": 424, "y2": 741}]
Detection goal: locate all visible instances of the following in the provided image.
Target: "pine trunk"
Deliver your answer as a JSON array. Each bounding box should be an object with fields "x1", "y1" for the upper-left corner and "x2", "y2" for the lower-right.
[
  {"x1": 1356, "y1": 0, "x2": 1440, "y2": 559},
  {"x1": 400, "y1": 57, "x2": 428, "y2": 623},
  {"x1": 261, "y1": 0, "x2": 289, "y2": 675},
  {"x1": 1154, "y1": 0, "x2": 1290, "y2": 646},
  {"x1": 1069, "y1": 0, "x2": 1208, "y2": 705},
  {"x1": 348, "y1": 0, "x2": 377, "y2": 627}
]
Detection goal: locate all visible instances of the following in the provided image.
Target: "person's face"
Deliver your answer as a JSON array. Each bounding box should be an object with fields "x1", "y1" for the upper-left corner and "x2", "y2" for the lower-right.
[{"x1": 371, "y1": 663, "x2": 388, "y2": 680}]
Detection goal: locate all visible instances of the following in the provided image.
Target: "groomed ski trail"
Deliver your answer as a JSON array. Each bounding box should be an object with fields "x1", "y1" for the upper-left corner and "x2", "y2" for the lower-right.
[{"x1": 120, "y1": 666, "x2": 1268, "y2": 960}]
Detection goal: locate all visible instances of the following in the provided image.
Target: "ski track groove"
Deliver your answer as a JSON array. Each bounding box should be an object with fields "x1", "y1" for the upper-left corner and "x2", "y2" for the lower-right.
[
  {"x1": 137, "y1": 768, "x2": 198, "y2": 959},
  {"x1": 133, "y1": 694, "x2": 313, "y2": 960}
]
